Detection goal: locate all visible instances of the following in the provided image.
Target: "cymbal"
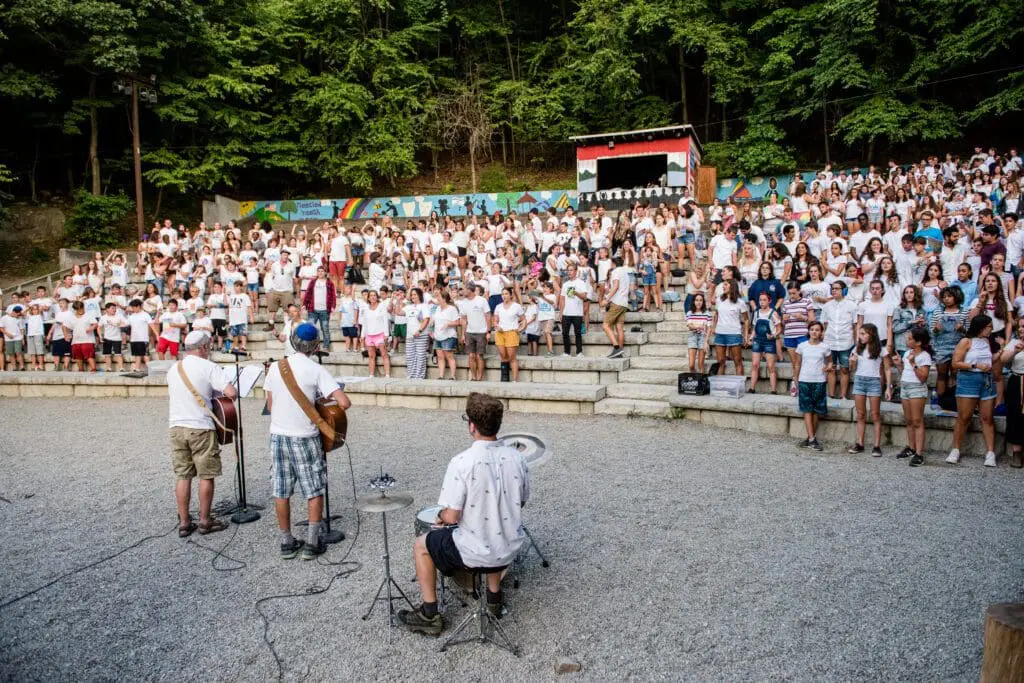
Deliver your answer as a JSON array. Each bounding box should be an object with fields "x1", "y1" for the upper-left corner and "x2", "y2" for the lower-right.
[
  {"x1": 497, "y1": 432, "x2": 551, "y2": 469},
  {"x1": 355, "y1": 491, "x2": 414, "y2": 513}
]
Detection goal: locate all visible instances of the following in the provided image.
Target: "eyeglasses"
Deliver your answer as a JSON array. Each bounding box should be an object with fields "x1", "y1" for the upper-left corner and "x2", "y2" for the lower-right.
[{"x1": 461, "y1": 413, "x2": 471, "y2": 423}]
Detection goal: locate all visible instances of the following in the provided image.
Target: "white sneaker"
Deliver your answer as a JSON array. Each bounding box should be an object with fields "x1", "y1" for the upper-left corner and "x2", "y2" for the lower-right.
[
  {"x1": 945, "y1": 449, "x2": 961, "y2": 464},
  {"x1": 984, "y1": 451, "x2": 996, "y2": 467}
]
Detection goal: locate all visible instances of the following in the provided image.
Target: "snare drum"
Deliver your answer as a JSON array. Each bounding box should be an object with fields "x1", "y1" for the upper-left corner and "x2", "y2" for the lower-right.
[{"x1": 414, "y1": 505, "x2": 445, "y2": 536}]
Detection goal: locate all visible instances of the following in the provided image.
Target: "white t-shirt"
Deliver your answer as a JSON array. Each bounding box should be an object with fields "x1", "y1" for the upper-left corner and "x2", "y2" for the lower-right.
[
  {"x1": 709, "y1": 234, "x2": 737, "y2": 270},
  {"x1": 207, "y1": 293, "x2": 229, "y2": 320},
  {"x1": 404, "y1": 303, "x2": 429, "y2": 338},
  {"x1": 560, "y1": 279, "x2": 589, "y2": 317},
  {"x1": 796, "y1": 341, "x2": 830, "y2": 383},
  {"x1": 457, "y1": 296, "x2": 490, "y2": 335},
  {"x1": 329, "y1": 234, "x2": 350, "y2": 261},
  {"x1": 361, "y1": 303, "x2": 390, "y2": 336},
  {"x1": 26, "y1": 314, "x2": 44, "y2": 337},
  {"x1": 311, "y1": 279, "x2": 329, "y2": 311},
  {"x1": 537, "y1": 294, "x2": 557, "y2": 321},
  {"x1": 525, "y1": 303, "x2": 540, "y2": 335},
  {"x1": 100, "y1": 313, "x2": 128, "y2": 341},
  {"x1": 159, "y1": 311, "x2": 187, "y2": 342},
  {"x1": 69, "y1": 315, "x2": 97, "y2": 345},
  {"x1": 821, "y1": 299, "x2": 858, "y2": 350},
  {"x1": 901, "y1": 350, "x2": 932, "y2": 385},
  {"x1": 609, "y1": 267, "x2": 630, "y2": 307},
  {"x1": 857, "y1": 299, "x2": 894, "y2": 342},
  {"x1": 270, "y1": 262, "x2": 296, "y2": 292},
  {"x1": 228, "y1": 293, "x2": 251, "y2": 326},
  {"x1": 433, "y1": 305, "x2": 461, "y2": 341},
  {"x1": 438, "y1": 440, "x2": 530, "y2": 567},
  {"x1": 495, "y1": 301, "x2": 524, "y2": 331},
  {"x1": 0, "y1": 314, "x2": 24, "y2": 341},
  {"x1": 852, "y1": 347, "x2": 883, "y2": 378},
  {"x1": 713, "y1": 298, "x2": 746, "y2": 335},
  {"x1": 263, "y1": 354, "x2": 341, "y2": 438},
  {"x1": 167, "y1": 355, "x2": 230, "y2": 430}
]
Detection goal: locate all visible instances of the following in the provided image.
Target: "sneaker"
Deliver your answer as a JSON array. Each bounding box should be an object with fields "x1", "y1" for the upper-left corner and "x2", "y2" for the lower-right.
[
  {"x1": 871, "y1": 447, "x2": 883, "y2": 457},
  {"x1": 609, "y1": 347, "x2": 625, "y2": 359},
  {"x1": 945, "y1": 448, "x2": 961, "y2": 464},
  {"x1": 280, "y1": 539, "x2": 304, "y2": 560},
  {"x1": 896, "y1": 446, "x2": 913, "y2": 459},
  {"x1": 984, "y1": 451, "x2": 997, "y2": 467},
  {"x1": 809, "y1": 439, "x2": 824, "y2": 451},
  {"x1": 575, "y1": 352, "x2": 585, "y2": 358},
  {"x1": 544, "y1": 351, "x2": 555, "y2": 357},
  {"x1": 847, "y1": 443, "x2": 865, "y2": 454},
  {"x1": 300, "y1": 541, "x2": 326, "y2": 561},
  {"x1": 798, "y1": 438, "x2": 812, "y2": 448},
  {"x1": 397, "y1": 606, "x2": 444, "y2": 637},
  {"x1": 909, "y1": 452, "x2": 924, "y2": 467}
]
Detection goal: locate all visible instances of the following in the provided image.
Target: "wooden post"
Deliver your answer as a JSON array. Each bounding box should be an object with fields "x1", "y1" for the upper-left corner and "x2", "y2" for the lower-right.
[{"x1": 982, "y1": 603, "x2": 1024, "y2": 682}]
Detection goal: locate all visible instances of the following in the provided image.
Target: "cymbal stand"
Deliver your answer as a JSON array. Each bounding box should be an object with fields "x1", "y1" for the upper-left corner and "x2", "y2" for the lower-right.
[
  {"x1": 361, "y1": 475, "x2": 415, "y2": 633},
  {"x1": 512, "y1": 524, "x2": 550, "y2": 589}
]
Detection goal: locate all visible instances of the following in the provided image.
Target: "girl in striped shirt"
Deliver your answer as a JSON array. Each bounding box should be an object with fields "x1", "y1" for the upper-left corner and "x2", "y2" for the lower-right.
[{"x1": 782, "y1": 281, "x2": 814, "y2": 395}]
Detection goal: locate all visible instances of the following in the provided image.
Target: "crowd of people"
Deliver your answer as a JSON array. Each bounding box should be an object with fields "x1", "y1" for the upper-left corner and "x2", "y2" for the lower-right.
[{"x1": 2, "y1": 145, "x2": 1022, "y2": 466}]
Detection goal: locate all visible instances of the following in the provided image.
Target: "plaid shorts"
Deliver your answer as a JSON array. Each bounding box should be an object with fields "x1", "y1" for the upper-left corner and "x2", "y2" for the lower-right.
[{"x1": 270, "y1": 434, "x2": 325, "y2": 500}]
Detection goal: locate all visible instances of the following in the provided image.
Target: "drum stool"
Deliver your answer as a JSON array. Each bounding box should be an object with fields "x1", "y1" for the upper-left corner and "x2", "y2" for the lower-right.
[{"x1": 439, "y1": 566, "x2": 518, "y2": 656}]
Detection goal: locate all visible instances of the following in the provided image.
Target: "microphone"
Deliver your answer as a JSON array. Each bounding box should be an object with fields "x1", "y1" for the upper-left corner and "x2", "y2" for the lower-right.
[{"x1": 231, "y1": 348, "x2": 249, "y2": 357}]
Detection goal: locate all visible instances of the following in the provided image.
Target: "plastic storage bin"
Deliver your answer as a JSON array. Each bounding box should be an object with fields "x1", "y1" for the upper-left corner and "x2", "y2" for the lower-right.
[{"x1": 708, "y1": 375, "x2": 746, "y2": 399}]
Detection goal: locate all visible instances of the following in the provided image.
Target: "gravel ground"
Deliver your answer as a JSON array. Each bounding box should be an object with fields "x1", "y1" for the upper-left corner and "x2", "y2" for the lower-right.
[{"x1": 0, "y1": 398, "x2": 1021, "y2": 682}]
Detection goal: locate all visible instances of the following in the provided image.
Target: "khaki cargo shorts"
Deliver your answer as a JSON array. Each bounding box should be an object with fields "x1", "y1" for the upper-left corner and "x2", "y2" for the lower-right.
[{"x1": 169, "y1": 427, "x2": 222, "y2": 480}]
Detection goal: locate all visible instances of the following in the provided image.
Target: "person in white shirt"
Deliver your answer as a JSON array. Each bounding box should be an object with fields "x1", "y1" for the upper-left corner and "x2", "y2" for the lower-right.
[
  {"x1": 399, "y1": 392, "x2": 530, "y2": 636},
  {"x1": 794, "y1": 321, "x2": 832, "y2": 451},
  {"x1": 67, "y1": 300, "x2": 98, "y2": 372},
  {"x1": 227, "y1": 280, "x2": 254, "y2": 353},
  {"x1": 707, "y1": 225, "x2": 738, "y2": 277},
  {"x1": 167, "y1": 330, "x2": 237, "y2": 537},
  {"x1": 821, "y1": 281, "x2": 859, "y2": 399},
  {"x1": 99, "y1": 301, "x2": 128, "y2": 372},
  {"x1": 491, "y1": 286, "x2": 526, "y2": 381},
  {"x1": 558, "y1": 263, "x2": 590, "y2": 357},
  {"x1": 600, "y1": 255, "x2": 630, "y2": 358},
  {"x1": 263, "y1": 323, "x2": 350, "y2": 559},
  {"x1": 266, "y1": 253, "x2": 298, "y2": 331},
  {"x1": 46, "y1": 298, "x2": 75, "y2": 371},
  {"x1": 157, "y1": 299, "x2": 188, "y2": 360},
  {"x1": 0, "y1": 305, "x2": 25, "y2": 371},
  {"x1": 457, "y1": 284, "x2": 491, "y2": 381}
]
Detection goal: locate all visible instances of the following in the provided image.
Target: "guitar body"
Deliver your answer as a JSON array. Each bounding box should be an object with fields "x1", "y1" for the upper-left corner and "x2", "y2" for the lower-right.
[
  {"x1": 211, "y1": 396, "x2": 238, "y2": 445},
  {"x1": 315, "y1": 398, "x2": 348, "y2": 452}
]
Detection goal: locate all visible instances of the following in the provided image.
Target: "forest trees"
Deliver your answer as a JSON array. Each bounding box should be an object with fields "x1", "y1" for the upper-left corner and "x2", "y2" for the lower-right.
[{"x1": 0, "y1": 0, "x2": 1021, "y2": 201}]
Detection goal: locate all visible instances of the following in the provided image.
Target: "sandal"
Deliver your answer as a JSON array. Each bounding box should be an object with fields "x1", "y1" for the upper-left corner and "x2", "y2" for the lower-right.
[
  {"x1": 178, "y1": 521, "x2": 198, "y2": 538},
  {"x1": 198, "y1": 518, "x2": 228, "y2": 535}
]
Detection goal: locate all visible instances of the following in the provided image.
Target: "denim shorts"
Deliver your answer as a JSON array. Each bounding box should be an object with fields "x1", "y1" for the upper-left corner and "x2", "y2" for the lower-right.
[
  {"x1": 784, "y1": 335, "x2": 808, "y2": 349},
  {"x1": 956, "y1": 370, "x2": 997, "y2": 400},
  {"x1": 247, "y1": 283, "x2": 259, "y2": 292},
  {"x1": 436, "y1": 337, "x2": 458, "y2": 351},
  {"x1": 798, "y1": 381, "x2": 828, "y2": 415},
  {"x1": 831, "y1": 347, "x2": 853, "y2": 369},
  {"x1": 752, "y1": 338, "x2": 776, "y2": 355},
  {"x1": 713, "y1": 333, "x2": 743, "y2": 347},
  {"x1": 678, "y1": 232, "x2": 696, "y2": 245},
  {"x1": 229, "y1": 324, "x2": 247, "y2": 337},
  {"x1": 687, "y1": 331, "x2": 707, "y2": 349},
  {"x1": 901, "y1": 381, "x2": 929, "y2": 400},
  {"x1": 852, "y1": 375, "x2": 882, "y2": 397}
]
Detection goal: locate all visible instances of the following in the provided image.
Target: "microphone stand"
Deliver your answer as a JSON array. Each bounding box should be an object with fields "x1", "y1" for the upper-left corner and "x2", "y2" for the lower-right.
[
  {"x1": 229, "y1": 348, "x2": 261, "y2": 524},
  {"x1": 297, "y1": 348, "x2": 344, "y2": 543}
]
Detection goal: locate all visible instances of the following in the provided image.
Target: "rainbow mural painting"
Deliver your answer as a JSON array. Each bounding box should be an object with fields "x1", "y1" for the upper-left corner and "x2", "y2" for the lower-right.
[{"x1": 239, "y1": 190, "x2": 579, "y2": 224}]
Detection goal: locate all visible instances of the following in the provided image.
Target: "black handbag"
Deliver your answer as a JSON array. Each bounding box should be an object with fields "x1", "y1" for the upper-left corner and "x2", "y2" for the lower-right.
[{"x1": 678, "y1": 372, "x2": 710, "y2": 396}]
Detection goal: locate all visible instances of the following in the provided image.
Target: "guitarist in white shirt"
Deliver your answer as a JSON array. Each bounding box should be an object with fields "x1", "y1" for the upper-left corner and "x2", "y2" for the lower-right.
[{"x1": 263, "y1": 323, "x2": 351, "y2": 560}]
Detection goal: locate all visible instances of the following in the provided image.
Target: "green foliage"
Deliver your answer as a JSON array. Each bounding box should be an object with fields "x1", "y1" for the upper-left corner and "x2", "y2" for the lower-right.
[
  {"x1": 479, "y1": 166, "x2": 507, "y2": 193},
  {"x1": 64, "y1": 190, "x2": 133, "y2": 249},
  {"x1": 0, "y1": 0, "x2": 1022, "y2": 198}
]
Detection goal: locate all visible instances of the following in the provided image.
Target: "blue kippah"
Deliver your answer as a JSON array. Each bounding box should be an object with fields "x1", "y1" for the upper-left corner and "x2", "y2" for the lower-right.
[{"x1": 295, "y1": 323, "x2": 319, "y2": 341}]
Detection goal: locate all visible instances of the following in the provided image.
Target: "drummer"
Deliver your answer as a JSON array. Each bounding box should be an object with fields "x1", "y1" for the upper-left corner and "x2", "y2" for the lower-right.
[{"x1": 398, "y1": 392, "x2": 531, "y2": 637}]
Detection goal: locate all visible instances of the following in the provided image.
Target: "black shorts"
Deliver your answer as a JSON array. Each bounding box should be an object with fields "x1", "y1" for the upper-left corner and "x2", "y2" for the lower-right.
[
  {"x1": 425, "y1": 527, "x2": 466, "y2": 576},
  {"x1": 51, "y1": 339, "x2": 72, "y2": 358},
  {"x1": 130, "y1": 342, "x2": 149, "y2": 357},
  {"x1": 211, "y1": 319, "x2": 227, "y2": 335},
  {"x1": 102, "y1": 340, "x2": 123, "y2": 356},
  {"x1": 457, "y1": 247, "x2": 467, "y2": 257}
]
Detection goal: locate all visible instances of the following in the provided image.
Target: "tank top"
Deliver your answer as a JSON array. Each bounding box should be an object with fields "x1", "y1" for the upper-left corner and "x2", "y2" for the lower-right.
[{"x1": 963, "y1": 337, "x2": 992, "y2": 367}]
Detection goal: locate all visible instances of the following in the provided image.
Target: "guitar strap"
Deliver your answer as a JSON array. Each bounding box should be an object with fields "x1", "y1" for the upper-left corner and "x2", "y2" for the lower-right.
[
  {"x1": 278, "y1": 357, "x2": 336, "y2": 441},
  {"x1": 176, "y1": 361, "x2": 230, "y2": 434}
]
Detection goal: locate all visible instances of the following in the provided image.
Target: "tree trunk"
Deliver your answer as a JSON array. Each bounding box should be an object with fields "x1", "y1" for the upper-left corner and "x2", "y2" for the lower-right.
[
  {"x1": 822, "y1": 96, "x2": 830, "y2": 165},
  {"x1": 30, "y1": 138, "x2": 39, "y2": 203},
  {"x1": 88, "y1": 74, "x2": 101, "y2": 196},
  {"x1": 152, "y1": 185, "x2": 164, "y2": 221},
  {"x1": 678, "y1": 45, "x2": 689, "y2": 123},
  {"x1": 497, "y1": 0, "x2": 516, "y2": 80},
  {"x1": 704, "y1": 76, "x2": 712, "y2": 141},
  {"x1": 981, "y1": 604, "x2": 1024, "y2": 682},
  {"x1": 470, "y1": 144, "x2": 478, "y2": 193},
  {"x1": 721, "y1": 102, "x2": 728, "y2": 142}
]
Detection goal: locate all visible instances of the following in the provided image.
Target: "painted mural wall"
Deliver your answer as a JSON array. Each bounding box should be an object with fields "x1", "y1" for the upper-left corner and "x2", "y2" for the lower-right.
[
  {"x1": 239, "y1": 190, "x2": 578, "y2": 223},
  {"x1": 238, "y1": 174, "x2": 801, "y2": 224}
]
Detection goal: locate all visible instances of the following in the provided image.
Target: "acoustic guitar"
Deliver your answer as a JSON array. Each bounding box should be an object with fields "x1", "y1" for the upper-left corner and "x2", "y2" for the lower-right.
[
  {"x1": 315, "y1": 397, "x2": 348, "y2": 452},
  {"x1": 211, "y1": 395, "x2": 239, "y2": 445}
]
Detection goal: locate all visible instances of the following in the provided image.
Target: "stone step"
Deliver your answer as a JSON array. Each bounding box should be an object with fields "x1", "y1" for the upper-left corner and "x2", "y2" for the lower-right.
[
  {"x1": 654, "y1": 321, "x2": 689, "y2": 332},
  {"x1": 647, "y1": 331, "x2": 690, "y2": 344},
  {"x1": 618, "y1": 369, "x2": 681, "y2": 386},
  {"x1": 593, "y1": 398, "x2": 672, "y2": 418},
  {"x1": 605, "y1": 383, "x2": 677, "y2": 402},
  {"x1": 627, "y1": 356, "x2": 691, "y2": 371},
  {"x1": 638, "y1": 343, "x2": 689, "y2": 358}
]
